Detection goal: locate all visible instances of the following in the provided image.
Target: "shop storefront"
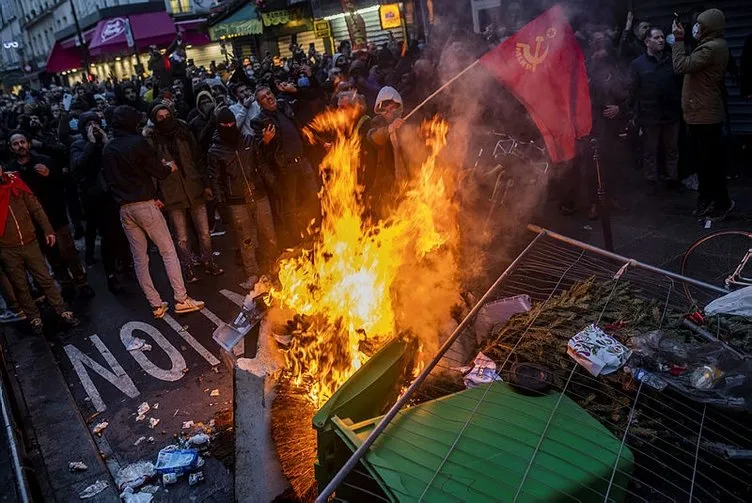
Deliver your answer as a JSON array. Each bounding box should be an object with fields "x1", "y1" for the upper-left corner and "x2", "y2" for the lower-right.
[
  {"x1": 320, "y1": 3, "x2": 405, "y2": 51},
  {"x1": 47, "y1": 10, "x2": 218, "y2": 81},
  {"x1": 207, "y1": 2, "x2": 263, "y2": 62}
]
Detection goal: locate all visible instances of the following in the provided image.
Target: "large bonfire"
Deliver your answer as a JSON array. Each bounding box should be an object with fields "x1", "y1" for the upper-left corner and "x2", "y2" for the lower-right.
[{"x1": 270, "y1": 108, "x2": 460, "y2": 407}]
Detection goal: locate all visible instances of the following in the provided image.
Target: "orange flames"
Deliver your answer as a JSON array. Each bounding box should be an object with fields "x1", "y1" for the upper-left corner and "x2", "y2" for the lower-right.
[{"x1": 270, "y1": 109, "x2": 459, "y2": 407}]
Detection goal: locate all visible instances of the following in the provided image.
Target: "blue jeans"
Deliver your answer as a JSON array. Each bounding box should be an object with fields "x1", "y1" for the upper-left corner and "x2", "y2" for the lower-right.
[
  {"x1": 167, "y1": 204, "x2": 212, "y2": 266},
  {"x1": 120, "y1": 200, "x2": 188, "y2": 307}
]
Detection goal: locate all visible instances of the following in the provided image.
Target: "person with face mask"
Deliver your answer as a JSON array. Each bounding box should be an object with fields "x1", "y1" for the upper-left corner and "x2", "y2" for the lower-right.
[
  {"x1": 0, "y1": 162, "x2": 80, "y2": 333},
  {"x1": 673, "y1": 9, "x2": 733, "y2": 221},
  {"x1": 188, "y1": 90, "x2": 218, "y2": 163},
  {"x1": 103, "y1": 105, "x2": 205, "y2": 318},
  {"x1": 6, "y1": 130, "x2": 93, "y2": 299},
  {"x1": 70, "y1": 112, "x2": 129, "y2": 294},
  {"x1": 365, "y1": 86, "x2": 407, "y2": 216},
  {"x1": 148, "y1": 103, "x2": 223, "y2": 283},
  {"x1": 208, "y1": 107, "x2": 277, "y2": 289}
]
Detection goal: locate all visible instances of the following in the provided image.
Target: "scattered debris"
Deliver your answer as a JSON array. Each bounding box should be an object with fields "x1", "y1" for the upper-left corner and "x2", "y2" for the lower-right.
[
  {"x1": 140, "y1": 485, "x2": 160, "y2": 495},
  {"x1": 148, "y1": 418, "x2": 160, "y2": 429},
  {"x1": 458, "y1": 352, "x2": 503, "y2": 388},
  {"x1": 182, "y1": 368, "x2": 189, "y2": 374},
  {"x1": 124, "y1": 337, "x2": 151, "y2": 352},
  {"x1": 162, "y1": 473, "x2": 178, "y2": 485},
  {"x1": 567, "y1": 324, "x2": 631, "y2": 376},
  {"x1": 187, "y1": 434, "x2": 210, "y2": 447},
  {"x1": 147, "y1": 436, "x2": 155, "y2": 443},
  {"x1": 210, "y1": 389, "x2": 220, "y2": 397},
  {"x1": 182, "y1": 421, "x2": 195, "y2": 430},
  {"x1": 196, "y1": 456, "x2": 205, "y2": 468},
  {"x1": 212, "y1": 366, "x2": 219, "y2": 374},
  {"x1": 152, "y1": 403, "x2": 158, "y2": 410},
  {"x1": 136, "y1": 402, "x2": 150, "y2": 421},
  {"x1": 188, "y1": 471, "x2": 204, "y2": 486},
  {"x1": 155, "y1": 446, "x2": 200, "y2": 474},
  {"x1": 92, "y1": 421, "x2": 108, "y2": 435},
  {"x1": 133, "y1": 436, "x2": 146, "y2": 447},
  {"x1": 68, "y1": 461, "x2": 88, "y2": 472},
  {"x1": 173, "y1": 409, "x2": 179, "y2": 417},
  {"x1": 79, "y1": 480, "x2": 109, "y2": 499},
  {"x1": 120, "y1": 487, "x2": 153, "y2": 503},
  {"x1": 583, "y1": 225, "x2": 593, "y2": 231},
  {"x1": 116, "y1": 461, "x2": 156, "y2": 490}
]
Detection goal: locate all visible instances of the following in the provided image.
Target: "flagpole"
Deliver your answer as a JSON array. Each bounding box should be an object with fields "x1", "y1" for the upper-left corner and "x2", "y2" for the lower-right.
[{"x1": 403, "y1": 59, "x2": 481, "y2": 120}]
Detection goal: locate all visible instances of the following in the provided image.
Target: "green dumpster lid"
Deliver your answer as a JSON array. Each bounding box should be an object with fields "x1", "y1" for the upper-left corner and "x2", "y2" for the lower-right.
[{"x1": 332, "y1": 382, "x2": 634, "y2": 502}]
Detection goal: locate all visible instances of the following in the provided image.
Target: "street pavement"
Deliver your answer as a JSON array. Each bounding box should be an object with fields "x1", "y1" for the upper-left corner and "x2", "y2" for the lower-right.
[
  {"x1": 1, "y1": 226, "x2": 257, "y2": 501},
  {"x1": 0, "y1": 160, "x2": 749, "y2": 502}
]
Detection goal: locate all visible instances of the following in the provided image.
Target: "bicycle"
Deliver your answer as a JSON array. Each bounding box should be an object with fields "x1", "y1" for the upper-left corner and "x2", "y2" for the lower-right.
[
  {"x1": 468, "y1": 131, "x2": 549, "y2": 222},
  {"x1": 680, "y1": 230, "x2": 752, "y2": 305}
]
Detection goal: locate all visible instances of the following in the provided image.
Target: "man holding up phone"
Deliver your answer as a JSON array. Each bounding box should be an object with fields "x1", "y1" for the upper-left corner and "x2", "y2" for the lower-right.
[
  {"x1": 103, "y1": 105, "x2": 205, "y2": 318},
  {"x1": 672, "y1": 9, "x2": 733, "y2": 221}
]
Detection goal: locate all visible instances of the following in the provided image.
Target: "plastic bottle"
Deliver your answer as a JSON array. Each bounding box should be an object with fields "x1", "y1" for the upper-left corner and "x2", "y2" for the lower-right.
[
  {"x1": 626, "y1": 367, "x2": 668, "y2": 391},
  {"x1": 690, "y1": 365, "x2": 724, "y2": 390}
]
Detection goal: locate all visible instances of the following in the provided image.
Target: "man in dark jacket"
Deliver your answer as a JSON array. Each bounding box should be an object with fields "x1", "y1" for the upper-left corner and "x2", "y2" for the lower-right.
[
  {"x1": 188, "y1": 90, "x2": 217, "y2": 163},
  {"x1": 673, "y1": 9, "x2": 733, "y2": 220},
  {"x1": 70, "y1": 111, "x2": 127, "y2": 293},
  {"x1": 0, "y1": 164, "x2": 79, "y2": 334},
  {"x1": 149, "y1": 103, "x2": 223, "y2": 282},
  {"x1": 7, "y1": 130, "x2": 93, "y2": 298},
  {"x1": 208, "y1": 108, "x2": 277, "y2": 289},
  {"x1": 629, "y1": 27, "x2": 682, "y2": 185},
  {"x1": 252, "y1": 85, "x2": 319, "y2": 247},
  {"x1": 102, "y1": 105, "x2": 204, "y2": 318}
]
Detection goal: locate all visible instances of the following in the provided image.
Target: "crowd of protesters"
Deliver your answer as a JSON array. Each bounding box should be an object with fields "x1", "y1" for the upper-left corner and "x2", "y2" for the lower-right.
[
  {"x1": 0, "y1": 3, "x2": 748, "y2": 335},
  {"x1": 0, "y1": 35, "x2": 424, "y2": 332},
  {"x1": 562, "y1": 6, "x2": 741, "y2": 222}
]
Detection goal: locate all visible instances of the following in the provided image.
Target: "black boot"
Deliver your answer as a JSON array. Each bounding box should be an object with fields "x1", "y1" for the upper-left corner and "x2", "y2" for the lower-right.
[{"x1": 107, "y1": 275, "x2": 125, "y2": 294}]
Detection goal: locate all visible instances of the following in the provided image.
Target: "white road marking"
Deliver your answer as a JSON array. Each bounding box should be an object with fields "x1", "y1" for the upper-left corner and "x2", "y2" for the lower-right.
[
  {"x1": 220, "y1": 289, "x2": 246, "y2": 307},
  {"x1": 64, "y1": 335, "x2": 140, "y2": 412},
  {"x1": 199, "y1": 307, "x2": 224, "y2": 328},
  {"x1": 163, "y1": 314, "x2": 221, "y2": 366},
  {"x1": 121, "y1": 322, "x2": 186, "y2": 382}
]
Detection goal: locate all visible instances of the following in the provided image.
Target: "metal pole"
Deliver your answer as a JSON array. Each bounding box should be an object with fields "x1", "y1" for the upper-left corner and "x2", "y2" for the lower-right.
[
  {"x1": 403, "y1": 59, "x2": 480, "y2": 121},
  {"x1": 590, "y1": 137, "x2": 614, "y2": 251},
  {"x1": 526, "y1": 224, "x2": 729, "y2": 295},
  {"x1": 1, "y1": 376, "x2": 31, "y2": 503},
  {"x1": 69, "y1": 0, "x2": 89, "y2": 77},
  {"x1": 315, "y1": 230, "x2": 547, "y2": 502}
]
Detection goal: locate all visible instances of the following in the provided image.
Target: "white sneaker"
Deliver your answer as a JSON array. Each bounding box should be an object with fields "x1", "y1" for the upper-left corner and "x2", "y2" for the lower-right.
[
  {"x1": 174, "y1": 297, "x2": 205, "y2": 314},
  {"x1": 0, "y1": 310, "x2": 26, "y2": 323}
]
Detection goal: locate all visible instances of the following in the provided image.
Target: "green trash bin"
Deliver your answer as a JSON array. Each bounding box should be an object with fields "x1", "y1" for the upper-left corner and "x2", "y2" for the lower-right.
[{"x1": 331, "y1": 382, "x2": 634, "y2": 502}]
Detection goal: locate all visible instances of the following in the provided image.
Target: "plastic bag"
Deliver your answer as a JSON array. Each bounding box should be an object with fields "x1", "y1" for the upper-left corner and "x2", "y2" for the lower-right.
[
  {"x1": 567, "y1": 324, "x2": 632, "y2": 376},
  {"x1": 705, "y1": 286, "x2": 752, "y2": 317},
  {"x1": 474, "y1": 295, "x2": 532, "y2": 344},
  {"x1": 116, "y1": 461, "x2": 155, "y2": 491}
]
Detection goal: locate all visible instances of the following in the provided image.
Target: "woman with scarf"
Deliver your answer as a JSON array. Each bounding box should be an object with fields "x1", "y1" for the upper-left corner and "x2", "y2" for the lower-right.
[{"x1": 148, "y1": 102, "x2": 223, "y2": 283}]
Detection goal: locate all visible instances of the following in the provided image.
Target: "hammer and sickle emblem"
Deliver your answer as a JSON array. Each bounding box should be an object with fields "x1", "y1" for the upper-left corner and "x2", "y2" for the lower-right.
[{"x1": 515, "y1": 27, "x2": 558, "y2": 72}]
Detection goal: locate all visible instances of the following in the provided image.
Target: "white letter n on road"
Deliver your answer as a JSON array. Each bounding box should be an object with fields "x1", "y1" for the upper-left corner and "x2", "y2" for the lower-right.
[{"x1": 64, "y1": 335, "x2": 140, "y2": 412}]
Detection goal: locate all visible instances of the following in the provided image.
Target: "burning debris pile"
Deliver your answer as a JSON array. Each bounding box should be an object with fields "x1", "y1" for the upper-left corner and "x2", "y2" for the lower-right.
[
  {"x1": 269, "y1": 109, "x2": 460, "y2": 407},
  {"x1": 268, "y1": 108, "x2": 462, "y2": 499}
]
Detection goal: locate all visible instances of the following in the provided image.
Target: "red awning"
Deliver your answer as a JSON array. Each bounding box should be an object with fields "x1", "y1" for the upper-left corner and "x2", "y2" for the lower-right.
[
  {"x1": 88, "y1": 11, "x2": 178, "y2": 56},
  {"x1": 46, "y1": 40, "x2": 85, "y2": 73}
]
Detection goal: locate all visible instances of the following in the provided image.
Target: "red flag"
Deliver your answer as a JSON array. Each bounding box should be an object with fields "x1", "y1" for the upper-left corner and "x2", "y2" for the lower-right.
[{"x1": 479, "y1": 5, "x2": 592, "y2": 163}]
